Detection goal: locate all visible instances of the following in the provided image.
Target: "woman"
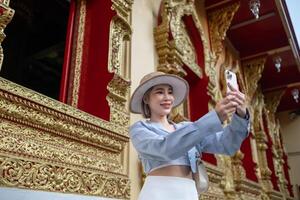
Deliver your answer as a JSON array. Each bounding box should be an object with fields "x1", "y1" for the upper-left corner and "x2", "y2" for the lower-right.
[{"x1": 129, "y1": 71, "x2": 250, "y2": 200}]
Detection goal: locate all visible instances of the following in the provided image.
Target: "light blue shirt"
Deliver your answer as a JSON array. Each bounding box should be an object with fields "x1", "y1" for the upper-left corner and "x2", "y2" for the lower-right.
[{"x1": 130, "y1": 110, "x2": 250, "y2": 174}]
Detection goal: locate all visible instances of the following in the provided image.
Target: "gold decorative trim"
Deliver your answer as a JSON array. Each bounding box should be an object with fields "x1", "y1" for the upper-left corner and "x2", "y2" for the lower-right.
[
  {"x1": 112, "y1": 0, "x2": 133, "y2": 20},
  {"x1": 243, "y1": 57, "x2": 266, "y2": 101},
  {"x1": 207, "y1": 2, "x2": 240, "y2": 59},
  {"x1": 154, "y1": 0, "x2": 211, "y2": 78},
  {"x1": 0, "y1": 127, "x2": 123, "y2": 173},
  {"x1": 232, "y1": 151, "x2": 262, "y2": 199},
  {"x1": 107, "y1": 74, "x2": 131, "y2": 127},
  {"x1": 169, "y1": 1, "x2": 205, "y2": 78},
  {"x1": 0, "y1": 2, "x2": 14, "y2": 71},
  {"x1": 206, "y1": 3, "x2": 239, "y2": 107},
  {"x1": 108, "y1": 16, "x2": 132, "y2": 76},
  {"x1": 264, "y1": 90, "x2": 289, "y2": 196},
  {"x1": 0, "y1": 77, "x2": 130, "y2": 198},
  {"x1": 69, "y1": 0, "x2": 86, "y2": 107},
  {"x1": 0, "y1": 156, "x2": 130, "y2": 199}
]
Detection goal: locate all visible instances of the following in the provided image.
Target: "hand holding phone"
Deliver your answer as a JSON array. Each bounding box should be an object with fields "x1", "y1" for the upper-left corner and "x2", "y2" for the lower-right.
[{"x1": 225, "y1": 70, "x2": 239, "y2": 92}]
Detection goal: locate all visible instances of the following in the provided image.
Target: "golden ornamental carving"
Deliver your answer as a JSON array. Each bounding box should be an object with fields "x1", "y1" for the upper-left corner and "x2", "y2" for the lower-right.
[
  {"x1": 69, "y1": 0, "x2": 86, "y2": 107},
  {"x1": 207, "y1": 2, "x2": 240, "y2": 59},
  {"x1": 0, "y1": 127, "x2": 123, "y2": 174},
  {"x1": 207, "y1": 2, "x2": 240, "y2": 108},
  {"x1": 0, "y1": 2, "x2": 14, "y2": 71},
  {"x1": 154, "y1": 0, "x2": 210, "y2": 78},
  {"x1": 264, "y1": 90, "x2": 284, "y2": 117},
  {"x1": 0, "y1": 93, "x2": 126, "y2": 152},
  {"x1": 108, "y1": 16, "x2": 132, "y2": 76},
  {"x1": 0, "y1": 156, "x2": 130, "y2": 199},
  {"x1": 169, "y1": 1, "x2": 205, "y2": 78},
  {"x1": 264, "y1": 90, "x2": 288, "y2": 196},
  {"x1": 243, "y1": 57, "x2": 266, "y2": 101},
  {"x1": 107, "y1": 74, "x2": 131, "y2": 127},
  {"x1": 112, "y1": 0, "x2": 133, "y2": 19},
  {"x1": 230, "y1": 150, "x2": 262, "y2": 200}
]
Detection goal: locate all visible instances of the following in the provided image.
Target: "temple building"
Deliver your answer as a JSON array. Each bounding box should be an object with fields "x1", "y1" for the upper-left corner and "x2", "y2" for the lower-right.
[{"x1": 0, "y1": 0, "x2": 299, "y2": 199}]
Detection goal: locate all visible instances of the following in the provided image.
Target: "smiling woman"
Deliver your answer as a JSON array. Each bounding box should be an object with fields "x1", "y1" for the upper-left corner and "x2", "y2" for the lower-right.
[{"x1": 129, "y1": 71, "x2": 250, "y2": 200}]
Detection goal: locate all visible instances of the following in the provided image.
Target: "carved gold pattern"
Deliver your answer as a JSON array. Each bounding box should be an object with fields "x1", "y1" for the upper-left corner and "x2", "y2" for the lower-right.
[
  {"x1": 154, "y1": 0, "x2": 211, "y2": 78},
  {"x1": 107, "y1": 74, "x2": 131, "y2": 127},
  {"x1": 169, "y1": 1, "x2": 206, "y2": 78},
  {"x1": 108, "y1": 16, "x2": 132, "y2": 76},
  {"x1": 243, "y1": 57, "x2": 266, "y2": 101},
  {"x1": 112, "y1": 0, "x2": 133, "y2": 19},
  {"x1": 0, "y1": 2, "x2": 14, "y2": 71},
  {"x1": 264, "y1": 91, "x2": 290, "y2": 196},
  {"x1": 206, "y1": 3, "x2": 239, "y2": 107},
  {"x1": 70, "y1": 0, "x2": 86, "y2": 107},
  {"x1": 0, "y1": 156, "x2": 130, "y2": 198},
  {"x1": 207, "y1": 2, "x2": 240, "y2": 59},
  {"x1": 0, "y1": 80, "x2": 131, "y2": 198}
]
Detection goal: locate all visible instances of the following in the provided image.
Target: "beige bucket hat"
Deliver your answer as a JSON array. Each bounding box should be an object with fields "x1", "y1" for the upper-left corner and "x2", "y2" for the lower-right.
[{"x1": 130, "y1": 71, "x2": 189, "y2": 114}]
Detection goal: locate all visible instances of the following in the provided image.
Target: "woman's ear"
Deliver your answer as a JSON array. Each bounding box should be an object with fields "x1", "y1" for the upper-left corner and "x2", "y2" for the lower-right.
[{"x1": 143, "y1": 96, "x2": 149, "y2": 104}]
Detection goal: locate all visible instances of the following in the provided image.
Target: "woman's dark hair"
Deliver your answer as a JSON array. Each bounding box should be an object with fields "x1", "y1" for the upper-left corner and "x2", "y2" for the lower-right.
[{"x1": 141, "y1": 87, "x2": 152, "y2": 118}]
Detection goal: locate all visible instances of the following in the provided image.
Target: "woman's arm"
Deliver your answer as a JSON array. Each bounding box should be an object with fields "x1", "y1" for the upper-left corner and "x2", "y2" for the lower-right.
[
  {"x1": 130, "y1": 110, "x2": 223, "y2": 161},
  {"x1": 196, "y1": 111, "x2": 250, "y2": 155}
]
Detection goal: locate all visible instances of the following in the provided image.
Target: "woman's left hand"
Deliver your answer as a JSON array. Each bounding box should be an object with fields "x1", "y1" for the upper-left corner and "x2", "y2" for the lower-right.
[{"x1": 227, "y1": 83, "x2": 247, "y2": 118}]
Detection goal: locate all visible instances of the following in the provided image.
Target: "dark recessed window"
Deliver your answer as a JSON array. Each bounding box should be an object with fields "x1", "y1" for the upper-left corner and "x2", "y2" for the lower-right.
[{"x1": 0, "y1": 0, "x2": 70, "y2": 100}]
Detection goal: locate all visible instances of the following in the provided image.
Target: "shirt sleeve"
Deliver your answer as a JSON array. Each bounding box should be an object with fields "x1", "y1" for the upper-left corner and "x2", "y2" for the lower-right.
[
  {"x1": 130, "y1": 110, "x2": 223, "y2": 161},
  {"x1": 195, "y1": 112, "x2": 250, "y2": 156}
]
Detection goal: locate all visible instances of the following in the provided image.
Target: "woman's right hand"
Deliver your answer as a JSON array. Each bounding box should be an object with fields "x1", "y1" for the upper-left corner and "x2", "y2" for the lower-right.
[{"x1": 215, "y1": 93, "x2": 240, "y2": 123}]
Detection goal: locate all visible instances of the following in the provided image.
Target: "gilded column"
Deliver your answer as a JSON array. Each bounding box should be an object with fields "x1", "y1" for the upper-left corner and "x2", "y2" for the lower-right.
[
  {"x1": 242, "y1": 57, "x2": 272, "y2": 199},
  {"x1": 265, "y1": 91, "x2": 289, "y2": 198},
  {"x1": 206, "y1": 2, "x2": 240, "y2": 106}
]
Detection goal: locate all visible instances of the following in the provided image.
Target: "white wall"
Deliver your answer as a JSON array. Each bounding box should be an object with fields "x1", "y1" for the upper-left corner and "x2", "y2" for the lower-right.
[
  {"x1": 130, "y1": 0, "x2": 162, "y2": 199},
  {"x1": 278, "y1": 111, "x2": 300, "y2": 199}
]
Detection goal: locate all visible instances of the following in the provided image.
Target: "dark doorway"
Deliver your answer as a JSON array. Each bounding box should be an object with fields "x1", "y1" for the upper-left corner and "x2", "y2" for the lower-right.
[{"x1": 0, "y1": 0, "x2": 70, "y2": 100}]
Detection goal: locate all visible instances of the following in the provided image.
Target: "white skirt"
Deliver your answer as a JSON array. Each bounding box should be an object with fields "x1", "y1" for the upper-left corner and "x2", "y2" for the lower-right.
[{"x1": 138, "y1": 176, "x2": 198, "y2": 200}]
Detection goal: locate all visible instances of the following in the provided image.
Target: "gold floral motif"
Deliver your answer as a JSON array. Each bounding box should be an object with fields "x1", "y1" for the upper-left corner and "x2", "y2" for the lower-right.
[
  {"x1": 0, "y1": 156, "x2": 130, "y2": 199},
  {"x1": 107, "y1": 74, "x2": 131, "y2": 127},
  {"x1": 0, "y1": 2, "x2": 14, "y2": 71},
  {"x1": 206, "y1": 3, "x2": 239, "y2": 108},
  {"x1": 207, "y1": 2, "x2": 240, "y2": 59},
  {"x1": 0, "y1": 51, "x2": 131, "y2": 199},
  {"x1": 264, "y1": 91, "x2": 289, "y2": 196},
  {"x1": 243, "y1": 57, "x2": 266, "y2": 100},
  {"x1": 0, "y1": 78, "x2": 129, "y2": 136},
  {"x1": 0, "y1": 120, "x2": 119, "y2": 161},
  {"x1": 108, "y1": 16, "x2": 132, "y2": 76},
  {"x1": 154, "y1": 0, "x2": 211, "y2": 78},
  {"x1": 69, "y1": 0, "x2": 86, "y2": 107},
  {"x1": 169, "y1": 1, "x2": 206, "y2": 78},
  {"x1": 0, "y1": 96, "x2": 126, "y2": 152},
  {"x1": 112, "y1": 0, "x2": 133, "y2": 19},
  {"x1": 0, "y1": 129, "x2": 123, "y2": 173}
]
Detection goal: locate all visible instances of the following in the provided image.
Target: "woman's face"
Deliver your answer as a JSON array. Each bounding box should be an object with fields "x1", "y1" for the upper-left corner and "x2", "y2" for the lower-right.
[{"x1": 146, "y1": 84, "x2": 174, "y2": 118}]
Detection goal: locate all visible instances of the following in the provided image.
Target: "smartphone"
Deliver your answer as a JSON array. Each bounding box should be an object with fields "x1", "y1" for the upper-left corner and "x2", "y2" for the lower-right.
[{"x1": 225, "y1": 70, "x2": 239, "y2": 92}]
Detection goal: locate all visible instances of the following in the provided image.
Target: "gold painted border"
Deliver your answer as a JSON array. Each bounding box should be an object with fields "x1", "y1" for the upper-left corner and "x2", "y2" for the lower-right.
[{"x1": 69, "y1": 0, "x2": 86, "y2": 107}]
